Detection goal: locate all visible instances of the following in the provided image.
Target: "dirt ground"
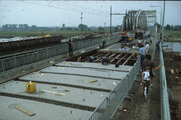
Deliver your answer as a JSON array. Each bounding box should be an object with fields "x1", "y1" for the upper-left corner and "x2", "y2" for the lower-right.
[{"x1": 164, "y1": 52, "x2": 181, "y2": 120}]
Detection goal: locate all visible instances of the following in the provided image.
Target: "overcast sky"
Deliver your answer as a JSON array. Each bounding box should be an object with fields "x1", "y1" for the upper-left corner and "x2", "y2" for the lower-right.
[{"x1": 0, "y1": 1, "x2": 181, "y2": 27}]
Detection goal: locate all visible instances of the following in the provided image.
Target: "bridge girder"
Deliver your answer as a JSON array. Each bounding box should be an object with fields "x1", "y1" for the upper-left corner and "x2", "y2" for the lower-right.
[{"x1": 122, "y1": 10, "x2": 156, "y2": 31}]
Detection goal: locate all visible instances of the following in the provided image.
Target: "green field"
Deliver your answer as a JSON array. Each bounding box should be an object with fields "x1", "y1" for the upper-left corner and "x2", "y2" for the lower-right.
[
  {"x1": 164, "y1": 30, "x2": 181, "y2": 39},
  {"x1": 0, "y1": 30, "x2": 108, "y2": 37}
]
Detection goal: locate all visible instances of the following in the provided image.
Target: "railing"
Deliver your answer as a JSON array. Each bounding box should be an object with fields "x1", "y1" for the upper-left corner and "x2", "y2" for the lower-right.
[
  {"x1": 88, "y1": 42, "x2": 171, "y2": 120},
  {"x1": 0, "y1": 35, "x2": 120, "y2": 78},
  {"x1": 88, "y1": 56, "x2": 141, "y2": 120},
  {"x1": 160, "y1": 43, "x2": 171, "y2": 120}
]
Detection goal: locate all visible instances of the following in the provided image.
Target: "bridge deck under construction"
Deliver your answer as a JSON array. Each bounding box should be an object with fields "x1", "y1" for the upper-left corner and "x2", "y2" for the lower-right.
[{"x1": 0, "y1": 41, "x2": 140, "y2": 120}]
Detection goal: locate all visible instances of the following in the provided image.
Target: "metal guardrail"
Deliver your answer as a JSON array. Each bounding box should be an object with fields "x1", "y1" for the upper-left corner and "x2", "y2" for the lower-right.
[
  {"x1": 1, "y1": 33, "x2": 147, "y2": 119},
  {"x1": 88, "y1": 56, "x2": 141, "y2": 120},
  {"x1": 0, "y1": 35, "x2": 120, "y2": 78},
  {"x1": 160, "y1": 43, "x2": 171, "y2": 120},
  {"x1": 89, "y1": 43, "x2": 171, "y2": 120}
]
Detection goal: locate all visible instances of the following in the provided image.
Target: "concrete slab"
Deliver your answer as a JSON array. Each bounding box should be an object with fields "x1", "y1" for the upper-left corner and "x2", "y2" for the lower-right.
[
  {"x1": 99, "y1": 43, "x2": 139, "y2": 53},
  {"x1": 0, "y1": 81, "x2": 109, "y2": 108},
  {"x1": 19, "y1": 73, "x2": 120, "y2": 91},
  {"x1": 56, "y1": 61, "x2": 132, "y2": 72},
  {"x1": 40, "y1": 66, "x2": 129, "y2": 80},
  {"x1": 0, "y1": 96, "x2": 92, "y2": 120}
]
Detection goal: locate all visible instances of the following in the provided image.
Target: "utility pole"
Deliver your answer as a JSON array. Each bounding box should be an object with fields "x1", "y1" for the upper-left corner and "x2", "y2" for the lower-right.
[
  {"x1": 104, "y1": 22, "x2": 106, "y2": 30},
  {"x1": 110, "y1": 6, "x2": 112, "y2": 35},
  {"x1": 81, "y1": 13, "x2": 83, "y2": 39},
  {"x1": 110, "y1": 6, "x2": 126, "y2": 33},
  {"x1": 161, "y1": 1, "x2": 165, "y2": 43}
]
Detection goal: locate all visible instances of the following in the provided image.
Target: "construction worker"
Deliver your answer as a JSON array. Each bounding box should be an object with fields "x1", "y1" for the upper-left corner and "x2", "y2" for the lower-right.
[
  {"x1": 87, "y1": 56, "x2": 94, "y2": 62},
  {"x1": 102, "y1": 35, "x2": 107, "y2": 48},
  {"x1": 68, "y1": 39, "x2": 73, "y2": 57},
  {"x1": 102, "y1": 56, "x2": 110, "y2": 65}
]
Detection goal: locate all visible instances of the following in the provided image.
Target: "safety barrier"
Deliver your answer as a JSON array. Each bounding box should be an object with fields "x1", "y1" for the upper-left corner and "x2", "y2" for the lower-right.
[
  {"x1": 88, "y1": 56, "x2": 141, "y2": 120},
  {"x1": 160, "y1": 43, "x2": 171, "y2": 120},
  {"x1": 0, "y1": 34, "x2": 120, "y2": 78}
]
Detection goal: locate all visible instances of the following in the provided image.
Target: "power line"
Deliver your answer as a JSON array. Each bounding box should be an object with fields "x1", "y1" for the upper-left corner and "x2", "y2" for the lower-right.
[
  {"x1": 21, "y1": 1, "x2": 119, "y2": 19},
  {"x1": 20, "y1": 1, "x2": 122, "y2": 20},
  {"x1": 22, "y1": 1, "x2": 109, "y2": 17},
  {"x1": 50, "y1": 1, "x2": 111, "y2": 18},
  {"x1": 52, "y1": 1, "x2": 110, "y2": 14}
]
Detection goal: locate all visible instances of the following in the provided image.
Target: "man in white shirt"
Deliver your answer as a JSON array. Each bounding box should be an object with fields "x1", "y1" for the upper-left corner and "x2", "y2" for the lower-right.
[{"x1": 144, "y1": 42, "x2": 149, "y2": 54}]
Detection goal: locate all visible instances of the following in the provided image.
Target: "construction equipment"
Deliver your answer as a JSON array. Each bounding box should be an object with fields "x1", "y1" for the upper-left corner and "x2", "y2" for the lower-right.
[
  {"x1": 119, "y1": 33, "x2": 128, "y2": 43},
  {"x1": 26, "y1": 81, "x2": 36, "y2": 92},
  {"x1": 135, "y1": 27, "x2": 143, "y2": 39}
]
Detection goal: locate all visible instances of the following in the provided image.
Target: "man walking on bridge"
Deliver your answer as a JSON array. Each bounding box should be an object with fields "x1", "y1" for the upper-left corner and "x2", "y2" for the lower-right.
[
  {"x1": 141, "y1": 54, "x2": 164, "y2": 87},
  {"x1": 144, "y1": 42, "x2": 149, "y2": 54},
  {"x1": 155, "y1": 38, "x2": 161, "y2": 55},
  {"x1": 102, "y1": 35, "x2": 107, "y2": 48},
  {"x1": 68, "y1": 39, "x2": 73, "y2": 57},
  {"x1": 138, "y1": 44, "x2": 146, "y2": 66}
]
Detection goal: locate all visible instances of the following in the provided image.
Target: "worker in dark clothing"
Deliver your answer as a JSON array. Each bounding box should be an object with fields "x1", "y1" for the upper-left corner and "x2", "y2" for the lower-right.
[
  {"x1": 102, "y1": 35, "x2": 107, "y2": 48},
  {"x1": 155, "y1": 38, "x2": 161, "y2": 55},
  {"x1": 68, "y1": 40, "x2": 73, "y2": 57},
  {"x1": 87, "y1": 56, "x2": 94, "y2": 62},
  {"x1": 102, "y1": 56, "x2": 110, "y2": 65},
  {"x1": 141, "y1": 54, "x2": 164, "y2": 87}
]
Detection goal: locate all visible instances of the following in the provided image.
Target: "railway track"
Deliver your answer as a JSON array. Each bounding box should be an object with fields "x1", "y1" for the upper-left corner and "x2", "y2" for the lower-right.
[{"x1": 0, "y1": 32, "x2": 118, "y2": 57}]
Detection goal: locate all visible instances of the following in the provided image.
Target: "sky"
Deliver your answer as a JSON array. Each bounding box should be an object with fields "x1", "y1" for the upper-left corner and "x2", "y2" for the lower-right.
[{"x1": 0, "y1": 1, "x2": 181, "y2": 27}]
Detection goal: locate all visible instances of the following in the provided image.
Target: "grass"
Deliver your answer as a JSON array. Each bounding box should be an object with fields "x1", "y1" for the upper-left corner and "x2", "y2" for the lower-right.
[
  {"x1": 0, "y1": 30, "x2": 108, "y2": 37},
  {"x1": 164, "y1": 30, "x2": 181, "y2": 39}
]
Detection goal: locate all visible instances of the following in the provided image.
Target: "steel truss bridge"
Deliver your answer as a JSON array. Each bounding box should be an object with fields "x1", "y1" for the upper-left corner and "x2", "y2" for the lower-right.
[{"x1": 111, "y1": 9, "x2": 156, "y2": 31}]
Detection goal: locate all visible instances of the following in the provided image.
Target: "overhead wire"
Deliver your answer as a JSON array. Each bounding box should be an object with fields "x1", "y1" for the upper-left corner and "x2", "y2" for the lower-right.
[
  {"x1": 52, "y1": 1, "x2": 123, "y2": 20},
  {"x1": 51, "y1": 1, "x2": 110, "y2": 14},
  {"x1": 22, "y1": 1, "x2": 109, "y2": 17},
  {"x1": 20, "y1": 1, "x2": 122, "y2": 20}
]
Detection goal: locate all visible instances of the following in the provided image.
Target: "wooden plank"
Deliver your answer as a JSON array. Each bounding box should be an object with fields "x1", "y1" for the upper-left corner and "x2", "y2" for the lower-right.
[
  {"x1": 163, "y1": 48, "x2": 173, "y2": 50},
  {"x1": 89, "y1": 80, "x2": 98, "y2": 83},
  {"x1": 132, "y1": 51, "x2": 135, "y2": 59},
  {"x1": 40, "y1": 89, "x2": 66, "y2": 96},
  {"x1": 14, "y1": 105, "x2": 36, "y2": 116},
  {"x1": 175, "y1": 69, "x2": 179, "y2": 74},
  {"x1": 171, "y1": 85, "x2": 181, "y2": 89}
]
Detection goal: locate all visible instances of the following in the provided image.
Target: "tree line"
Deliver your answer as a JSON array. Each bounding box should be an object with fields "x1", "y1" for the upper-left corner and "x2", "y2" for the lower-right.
[
  {"x1": 1, "y1": 24, "x2": 51, "y2": 31},
  {"x1": 155, "y1": 22, "x2": 181, "y2": 31}
]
